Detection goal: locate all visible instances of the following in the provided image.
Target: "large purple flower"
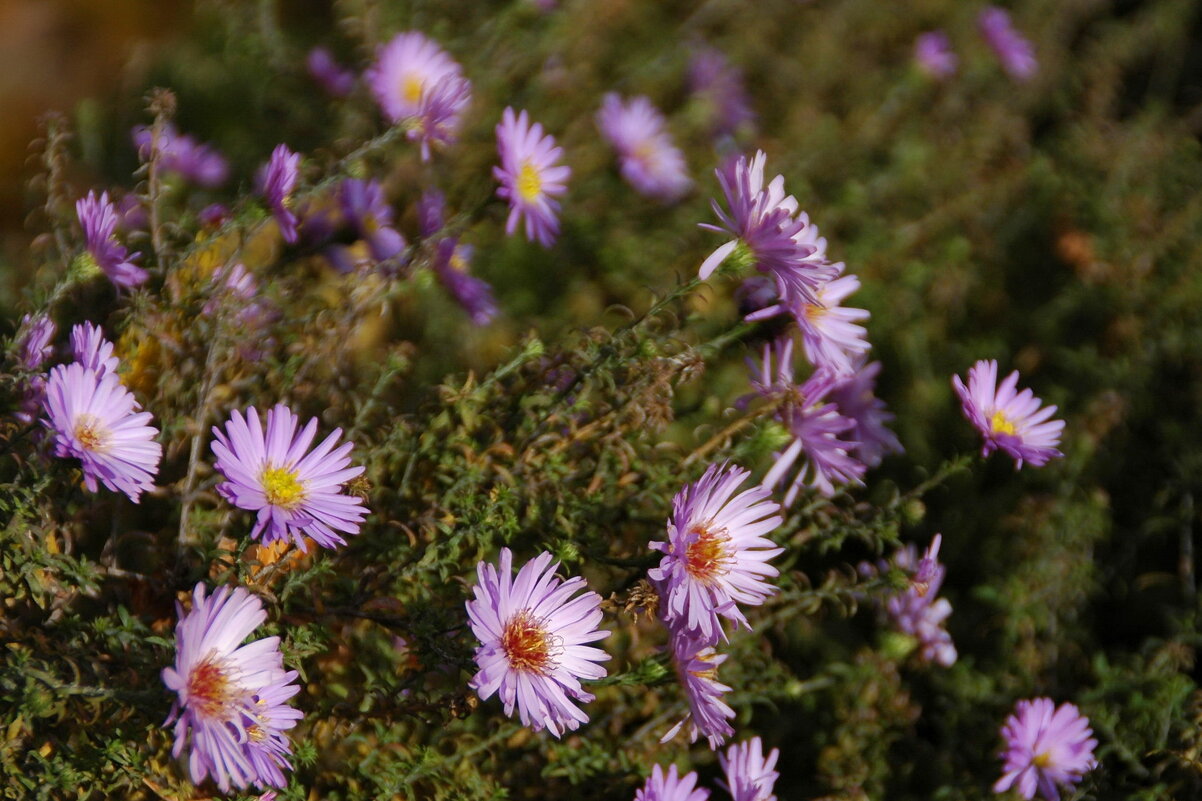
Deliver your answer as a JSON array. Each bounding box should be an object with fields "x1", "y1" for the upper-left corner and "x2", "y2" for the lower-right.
[
  {"x1": 257, "y1": 145, "x2": 301, "y2": 244},
  {"x1": 596, "y1": 93, "x2": 691, "y2": 202},
  {"x1": 42, "y1": 362, "x2": 161, "y2": 502},
  {"x1": 720, "y1": 737, "x2": 781, "y2": 801},
  {"x1": 76, "y1": 191, "x2": 148, "y2": 288},
  {"x1": 953, "y1": 359, "x2": 1064, "y2": 469},
  {"x1": 494, "y1": 107, "x2": 570, "y2": 247},
  {"x1": 210, "y1": 404, "x2": 368, "y2": 550},
  {"x1": 979, "y1": 7, "x2": 1038, "y2": 81},
  {"x1": 994, "y1": 698, "x2": 1097, "y2": 800},
  {"x1": 466, "y1": 548, "x2": 610, "y2": 737},
  {"x1": 367, "y1": 32, "x2": 466, "y2": 128},
  {"x1": 162, "y1": 583, "x2": 302, "y2": 792},
  {"x1": 649, "y1": 463, "x2": 783, "y2": 644},
  {"x1": 662, "y1": 625, "x2": 735, "y2": 749},
  {"x1": 339, "y1": 178, "x2": 407, "y2": 263},
  {"x1": 133, "y1": 123, "x2": 229, "y2": 187},
  {"x1": 634, "y1": 764, "x2": 709, "y2": 801}
]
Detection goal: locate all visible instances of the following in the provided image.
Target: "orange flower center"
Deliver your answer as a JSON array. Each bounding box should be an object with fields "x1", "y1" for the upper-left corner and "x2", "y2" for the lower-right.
[
  {"x1": 501, "y1": 611, "x2": 554, "y2": 674},
  {"x1": 73, "y1": 414, "x2": 109, "y2": 452},
  {"x1": 261, "y1": 466, "x2": 305, "y2": 509},
  {"x1": 186, "y1": 657, "x2": 241, "y2": 721},
  {"x1": 990, "y1": 410, "x2": 1017, "y2": 437},
  {"x1": 684, "y1": 525, "x2": 732, "y2": 584},
  {"x1": 517, "y1": 161, "x2": 543, "y2": 201}
]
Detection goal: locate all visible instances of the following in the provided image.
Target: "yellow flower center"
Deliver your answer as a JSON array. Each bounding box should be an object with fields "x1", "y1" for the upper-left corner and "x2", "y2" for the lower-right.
[
  {"x1": 501, "y1": 610, "x2": 554, "y2": 674},
  {"x1": 261, "y1": 466, "x2": 305, "y2": 509},
  {"x1": 1033, "y1": 750, "x2": 1053, "y2": 768},
  {"x1": 73, "y1": 414, "x2": 109, "y2": 453},
  {"x1": 684, "y1": 524, "x2": 732, "y2": 584},
  {"x1": 517, "y1": 161, "x2": 543, "y2": 201},
  {"x1": 401, "y1": 73, "x2": 425, "y2": 104},
  {"x1": 990, "y1": 410, "x2": 1018, "y2": 437},
  {"x1": 186, "y1": 656, "x2": 241, "y2": 721}
]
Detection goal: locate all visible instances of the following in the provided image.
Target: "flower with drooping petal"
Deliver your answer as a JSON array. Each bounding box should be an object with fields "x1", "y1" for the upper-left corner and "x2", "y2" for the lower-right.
[
  {"x1": 210, "y1": 404, "x2": 369, "y2": 551},
  {"x1": 953, "y1": 359, "x2": 1064, "y2": 469},
  {"x1": 70, "y1": 322, "x2": 118, "y2": 376},
  {"x1": 466, "y1": 548, "x2": 610, "y2": 737},
  {"x1": 828, "y1": 359, "x2": 903, "y2": 468},
  {"x1": 42, "y1": 362, "x2": 161, "y2": 502},
  {"x1": 596, "y1": 93, "x2": 691, "y2": 202},
  {"x1": 662, "y1": 625, "x2": 735, "y2": 749},
  {"x1": 161, "y1": 583, "x2": 302, "y2": 792},
  {"x1": 76, "y1": 191, "x2": 148, "y2": 288},
  {"x1": 257, "y1": 145, "x2": 301, "y2": 244},
  {"x1": 634, "y1": 764, "x2": 710, "y2": 801},
  {"x1": 979, "y1": 7, "x2": 1038, "y2": 81},
  {"x1": 720, "y1": 737, "x2": 781, "y2": 801},
  {"x1": 915, "y1": 31, "x2": 958, "y2": 79},
  {"x1": 133, "y1": 123, "x2": 229, "y2": 187},
  {"x1": 307, "y1": 46, "x2": 356, "y2": 97},
  {"x1": 688, "y1": 45, "x2": 755, "y2": 139},
  {"x1": 994, "y1": 698, "x2": 1097, "y2": 800},
  {"x1": 494, "y1": 107, "x2": 570, "y2": 247},
  {"x1": 339, "y1": 178, "x2": 406, "y2": 263},
  {"x1": 883, "y1": 534, "x2": 956, "y2": 667},
  {"x1": 649, "y1": 463, "x2": 783, "y2": 643}
]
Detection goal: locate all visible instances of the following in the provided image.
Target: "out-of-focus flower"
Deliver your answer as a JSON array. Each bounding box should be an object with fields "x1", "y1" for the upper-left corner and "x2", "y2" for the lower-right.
[
  {"x1": 366, "y1": 31, "x2": 469, "y2": 154},
  {"x1": 76, "y1": 191, "x2": 147, "y2": 288},
  {"x1": 70, "y1": 322, "x2": 118, "y2": 376},
  {"x1": 979, "y1": 7, "x2": 1038, "y2": 81},
  {"x1": 339, "y1": 178, "x2": 406, "y2": 263},
  {"x1": 994, "y1": 698, "x2": 1097, "y2": 800},
  {"x1": 409, "y1": 75, "x2": 471, "y2": 161},
  {"x1": 115, "y1": 194, "x2": 148, "y2": 232},
  {"x1": 953, "y1": 359, "x2": 1064, "y2": 469},
  {"x1": 210, "y1": 404, "x2": 369, "y2": 551},
  {"x1": 257, "y1": 145, "x2": 301, "y2": 244},
  {"x1": 43, "y1": 362, "x2": 161, "y2": 502},
  {"x1": 203, "y1": 264, "x2": 276, "y2": 360},
  {"x1": 16, "y1": 314, "x2": 55, "y2": 370},
  {"x1": 688, "y1": 45, "x2": 755, "y2": 139},
  {"x1": 493, "y1": 107, "x2": 570, "y2": 247},
  {"x1": 161, "y1": 584, "x2": 301, "y2": 792},
  {"x1": 634, "y1": 764, "x2": 710, "y2": 801},
  {"x1": 596, "y1": 93, "x2": 691, "y2": 202},
  {"x1": 662, "y1": 625, "x2": 735, "y2": 749},
  {"x1": 882, "y1": 535, "x2": 957, "y2": 667},
  {"x1": 914, "y1": 31, "x2": 958, "y2": 79},
  {"x1": 307, "y1": 46, "x2": 356, "y2": 97},
  {"x1": 133, "y1": 123, "x2": 229, "y2": 187},
  {"x1": 719, "y1": 737, "x2": 781, "y2": 801},
  {"x1": 828, "y1": 359, "x2": 903, "y2": 468},
  {"x1": 418, "y1": 190, "x2": 498, "y2": 324},
  {"x1": 466, "y1": 548, "x2": 610, "y2": 737},
  {"x1": 649, "y1": 463, "x2": 782, "y2": 644},
  {"x1": 199, "y1": 203, "x2": 230, "y2": 228}
]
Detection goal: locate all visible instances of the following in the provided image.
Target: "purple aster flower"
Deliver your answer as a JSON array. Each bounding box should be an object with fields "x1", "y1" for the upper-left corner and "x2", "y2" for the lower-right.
[
  {"x1": 133, "y1": 123, "x2": 229, "y2": 187},
  {"x1": 70, "y1": 322, "x2": 119, "y2": 377},
  {"x1": 307, "y1": 46, "x2": 356, "y2": 97},
  {"x1": 648, "y1": 463, "x2": 783, "y2": 644},
  {"x1": 596, "y1": 93, "x2": 691, "y2": 202},
  {"x1": 953, "y1": 359, "x2": 1064, "y2": 469},
  {"x1": 433, "y1": 239, "x2": 498, "y2": 325},
  {"x1": 466, "y1": 548, "x2": 610, "y2": 737},
  {"x1": 494, "y1": 107, "x2": 570, "y2": 248},
  {"x1": 76, "y1": 191, "x2": 148, "y2": 288},
  {"x1": 339, "y1": 178, "x2": 407, "y2": 263},
  {"x1": 915, "y1": 31, "x2": 958, "y2": 79},
  {"x1": 634, "y1": 764, "x2": 709, "y2": 801},
  {"x1": 161, "y1": 583, "x2": 301, "y2": 793},
  {"x1": 15, "y1": 314, "x2": 55, "y2": 370},
  {"x1": 366, "y1": 32, "x2": 468, "y2": 142},
  {"x1": 828, "y1": 360, "x2": 903, "y2": 468},
  {"x1": 408, "y1": 74, "x2": 471, "y2": 161},
  {"x1": 42, "y1": 362, "x2": 161, "y2": 502},
  {"x1": 994, "y1": 698, "x2": 1097, "y2": 800},
  {"x1": 883, "y1": 535, "x2": 957, "y2": 667},
  {"x1": 699, "y1": 152, "x2": 834, "y2": 313},
  {"x1": 210, "y1": 404, "x2": 369, "y2": 551},
  {"x1": 795, "y1": 265, "x2": 871, "y2": 376},
  {"x1": 662, "y1": 625, "x2": 735, "y2": 749},
  {"x1": 979, "y1": 7, "x2": 1038, "y2": 81},
  {"x1": 257, "y1": 145, "x2": 301, "y2": 244},
  {"x1": 720, "y1": 737, "x2": 781, "y2": 801},
  {"x1": 688, "y1": 45, "x2": 755, "y2": 139}
]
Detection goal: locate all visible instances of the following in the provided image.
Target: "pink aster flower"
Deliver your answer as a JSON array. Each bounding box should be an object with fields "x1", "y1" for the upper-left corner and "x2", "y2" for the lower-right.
[
  {"x1": 795, "y1": 264, "x2": 871, "y2": 376},
  {"x1": 979, "y1": 7, "x2": 1038, "y2": 81},
  {"x1": 915, "y1": 31, "x2": 958, "y2": 79},
  {"x1": 720, "y1": 737, "x2": 781, "y2": 801},
  {"x1": 210, "y1": 404, "x2": 369, "y2": 551},
  {"x1": 952, "y1": 359, "x2": 1064, "y2": 469},
  {"x1": 307, "y1": 46, "x2": 356, "y2": 97},
  {"x1": 596, "y1": 93, "x2": 691, "y2": 202},
  {"x1": 366, "y1": 32, "x2": 469, "y2": 143},
  {"x1": 162, "y1": 583, "x2": 302, "y2": 793},
  {"x1": 42, "y1": 362, "x2": 161, "y2": 502},
  {"x1": 76, "y1": 191, "x2": 148, "y2": 288},
  {"x1": 466, "y1": 548, "x2": 610, "y2": 737},
  {"x1": 70, "y1": 322, "x2": 118, "y2": 376},
  {"x1": 649, "y1": 463, "x2": 783, "y2": 644},
  {"x1": 828, "y1": 359, "x2": 903, "y2": 468},
  {"x1": 883, "y1": 535, "x2": 956, "y2": 667},
  {"x1": 257, "y1": 145, "x2": 301, "y2": 244},
  {"x1": 994, "y1": 698, "x2": 1097, "y2": 800},
  {"x1": 662, "y1": 625, "x2": 735, "y2": 749},
  {"x1": 409, "y1": 74, "x2": 471, "y2": 161},
  {"x1": 493, "y1": 107, "x2": 570, "y2": 247},
  {"x1": 634, "y1": 764, "x2": 710, "y2": 801},
  {"x1": 133, "y1": 123, "x2": 229, "y2": 187}
]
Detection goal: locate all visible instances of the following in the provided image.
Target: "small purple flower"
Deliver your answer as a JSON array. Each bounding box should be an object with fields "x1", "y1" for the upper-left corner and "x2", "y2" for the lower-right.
[
  {"x1": 883, "y1": 535, "x2": 957, "y2": 667},
  {"x1": 162, "y1": 583, "x2": 301, "y2": 792},
  {"x1": 795, "y1": 264, "x2": 871, "y2": 376},
  {"x1": 210, "y1": 404, "x2": 369, "y2": 551},
  {"x1": 953, "y1": 359, "x2": 1064, "y2": 469},
  {"x1": 466, "y1": 548, "x2": 610, "y2": 737},
  {"x1": 915, "y1": 31, "x2": 958, "y2": 79},
  {"x1": 366, "y1": 31, "x2": 469, "y2": 146},
  {"x1": 634, "y1": 764, "x2": 710, "y2": 801},
  {"x1": 70, "y1": 322, "x2": 119, "y2": 376},
  {"x1": 720, "y1": 737, "x2": 781, "y2": 801},
  {"x1": 339, "y1": 178, "x2": 406, "y2": 263},
  {"x1": 649, "y1": 463, "x2": 783, "y2": 644},
  {"x1": 42, "y1": 362, "x2": 161, "y2": 502},
  {"x1": 433, "y1": 239, "x2": 498, "y2": 325},
  {"x1": 76, "y1": 191, "x2": 148, "y2": 288},
  {"x1": 257, "y1": 145, "x2": 301, "y2": 244},
  {"x1": 662, "y1": 625, "x2": 735, "y2": 749},
  {"x1": 307, "y1": 46, "x2": 356, "y2": 97},
  {"x1": 994, "y1": 698, "x2": 1097, "y2": 800},
  {"x1": 596, "y1": 94, "x2": 691, "y2": 202},
  {"x1": 133, "y1": 123, "x2": 229, "y2": 187},
  {"x1": 15, "y1": 314, "x2": 55, "y2": 370},
  {"x1": 494, "y1": 107, "x2": 570, "y2": 248},
  {"x1": 409, "y1": 74, "x2": 471, "y2": 161},
  {"x1": 979, "y1": 7, "x2": 1038, "y2": 81},
  {"x1": 828, "y1": 359, "x2": 903, "y2": 468},
  {"x1": 688, "y1": 45, "x2": 755, "y2": 139}
]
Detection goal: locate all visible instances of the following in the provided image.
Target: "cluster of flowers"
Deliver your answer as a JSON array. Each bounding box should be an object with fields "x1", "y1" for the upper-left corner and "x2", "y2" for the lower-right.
[
  {"x1": 915, "y1": 6, "x2": 1038, "y2": 82},
  {"x1": 635, "y1": 738, "x2": 779, "y2": 801}
]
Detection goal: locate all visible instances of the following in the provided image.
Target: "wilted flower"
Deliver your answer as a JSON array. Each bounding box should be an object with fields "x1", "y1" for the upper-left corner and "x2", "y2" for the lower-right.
[
  {"x1": 596, "y1": 93, "x2": 691, "y2": 202},
  {"x1": 210, "y1": 404, "x2": 369, "y2": 551},
  {"x1": 494, "y1": 107, "x2": 570, "y2": 247},
  {"x1": 257, "y1": 145, "x2": 301, "y2": 244},
  {"x1": 339, "y1": 178, "x2": 406, "y2": 263},
  {"x1": 162, "y1": 584, "x2": 301, "y2": 792},
  {"x1": 15, "y1": 314, "x2": 55, "y2": 370},
  {"x1": 307, "y1": 46, "x2": 356, "y2": 97},
  {"x1": 70, "y1": 322, "x2": 118, "y2": 376},
  {"x1": 662, "y1": 625, "x2": 735, "y2": 749},
  {"x1": 133, "y1": 123, "x2": 229, "y2": 187},
  {"x1": 76, "y1": 191, "x2": 148, "y2": 288},
  {"x1": 914, "y1": 31, "x2": 958, "y2": 79},
  {"x1": 634, "y1": 764, "x2": 710, "y2": 801},
  {"x1": 43, "y1": 362, "x2": 161, "y2": 502},
  {"x1": 720, "y1": 737, "x2": 781, "y2": 801},
  {"x1": 994, "y1": 698, "x2": 1097, "y2": 800},
  {"x1": 953, "y1": 359, "x2": 1064, "y2": 469},
  {"x1": 828, "y1": 359, "x2": 903, "y2": 468},
  {"x1": 688, "y1": 45, "x2": 755, "y2": 139},
  {"x1": 979, "y1": 7, "x2": 1038, "y2": 81},
  {"x1": 466, "y1": 548, "x2": 610, "y2": 737},
  {"x1": 366, "y1": 31, "x2": 468, "y2": 142},
  {"x1": 649, "y1": 463, "x2": 783, "y2": 643}
]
